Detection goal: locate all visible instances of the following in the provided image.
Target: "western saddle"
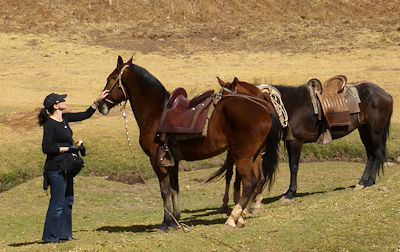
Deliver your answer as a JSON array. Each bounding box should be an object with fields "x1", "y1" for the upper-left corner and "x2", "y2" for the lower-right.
[
  {"x1": 307, "y1": 75, "x2": 361, "y2": 143},
  {"x1": 155, "y1": 87, "x2": 215, "y2": 168},
  {"x1": 157, "y1": 87, "x2": 215, "y2": 134}
]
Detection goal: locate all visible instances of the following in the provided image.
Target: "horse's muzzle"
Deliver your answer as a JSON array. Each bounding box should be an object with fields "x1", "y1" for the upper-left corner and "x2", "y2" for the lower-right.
[{"x1": 98, "y1": 103, "x2": 109, "y2": 115}]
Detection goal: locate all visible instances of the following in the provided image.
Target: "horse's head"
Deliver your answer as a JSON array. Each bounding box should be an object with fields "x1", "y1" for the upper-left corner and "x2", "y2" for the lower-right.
[
  {"x1": 98, "y1": 56, "x2": 132, "y2": 115},
  {"x1": 217, "y1": 77, "x2": 262, "y2": 97}
]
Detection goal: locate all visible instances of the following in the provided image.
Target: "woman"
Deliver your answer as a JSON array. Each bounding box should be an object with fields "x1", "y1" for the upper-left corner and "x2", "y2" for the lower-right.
[{"x1": 38, "y1": 90, "x2": 109, "y2": 243}]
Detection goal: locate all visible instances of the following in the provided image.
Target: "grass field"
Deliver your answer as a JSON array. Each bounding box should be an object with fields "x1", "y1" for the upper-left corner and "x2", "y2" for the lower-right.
[{"x1": 1, "y1": 162, "x2": 400, "y2": 251}]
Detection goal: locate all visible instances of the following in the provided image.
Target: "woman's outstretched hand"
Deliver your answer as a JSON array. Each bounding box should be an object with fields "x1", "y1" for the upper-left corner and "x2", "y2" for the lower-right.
[
  {"x1": 92, "y1": 90, "x2": 110, "y2": 108},
  {"x1": 95, "y1": 90, "x2": 110, "y2": 104}
]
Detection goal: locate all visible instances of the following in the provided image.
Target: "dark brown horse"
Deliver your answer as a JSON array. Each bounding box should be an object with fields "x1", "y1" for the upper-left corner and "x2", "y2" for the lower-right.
[
  {"x1": 98, "y1": 56, "x2": 281, "y2": 229},
  {"x1": 211, "y1": 77, "x2": 393, "y2": 209}
]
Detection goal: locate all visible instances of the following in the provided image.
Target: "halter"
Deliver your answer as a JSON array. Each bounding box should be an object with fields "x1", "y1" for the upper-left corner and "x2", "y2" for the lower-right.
[
  {"x1": 220, "y1": 86, "x2": 237, "y2": 94},
  {"x1": 216, "y1": 86, "x2": 237, "y2": 102},
  {"x1": 105, "y1": 65, "x2": 130, "y2": 109}
]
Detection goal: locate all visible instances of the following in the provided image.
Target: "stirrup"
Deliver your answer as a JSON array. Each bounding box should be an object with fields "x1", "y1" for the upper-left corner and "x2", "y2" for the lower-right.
[{"x1": 157, "y1": 145, "x2": 175, "y2": 167}]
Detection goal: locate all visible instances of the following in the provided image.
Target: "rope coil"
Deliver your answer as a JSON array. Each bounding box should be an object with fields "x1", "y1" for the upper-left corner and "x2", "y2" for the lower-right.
[{"x1": 257, "y1": 84, "x2": 288, "y2": 128}]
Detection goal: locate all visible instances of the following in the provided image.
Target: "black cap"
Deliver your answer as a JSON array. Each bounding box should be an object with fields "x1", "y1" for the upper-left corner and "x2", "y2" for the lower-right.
[{"x1": 43, "y1": 93, "x2": 67, "y2": 109}]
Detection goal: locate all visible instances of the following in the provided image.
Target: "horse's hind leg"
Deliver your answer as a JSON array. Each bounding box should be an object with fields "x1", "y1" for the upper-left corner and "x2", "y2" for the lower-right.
[
  {"x1": 247, "y1": 157, "x2": 265, "y2": 215},
  {"x1": 233, "y1": 169, "x2": 241, "y2": 204},
  {"x1": 358, "y1": 125, "x2": 387, "y2": 187},
  {"x1": 226, "y1": 158, "x2": 258, "y2": 228}
]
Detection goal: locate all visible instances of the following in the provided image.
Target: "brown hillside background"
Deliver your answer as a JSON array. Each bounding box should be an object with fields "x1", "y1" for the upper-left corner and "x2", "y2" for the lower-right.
[{"x1": 1, "y1": 0, "x2": 399, "y2": 54}]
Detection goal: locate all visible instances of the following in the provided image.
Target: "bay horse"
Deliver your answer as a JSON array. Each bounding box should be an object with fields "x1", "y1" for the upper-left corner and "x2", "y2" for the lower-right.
[
  {"x1": 97, "y1": 56, "x2": 281, "y2": 229},
  {"x1": 210, "y1": 77, "x2": 392, "y2": 209}
]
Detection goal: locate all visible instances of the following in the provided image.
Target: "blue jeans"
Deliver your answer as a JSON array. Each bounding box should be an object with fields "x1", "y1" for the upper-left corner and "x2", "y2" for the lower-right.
[{"x1": 42, "y1": 170, "x2": 74, "y2": 242}]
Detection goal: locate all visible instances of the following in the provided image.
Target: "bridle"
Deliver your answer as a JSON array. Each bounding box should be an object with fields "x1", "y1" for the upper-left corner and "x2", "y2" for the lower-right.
[{"x1": 104, "y1": 64, "x2": 130, "y2": 109}]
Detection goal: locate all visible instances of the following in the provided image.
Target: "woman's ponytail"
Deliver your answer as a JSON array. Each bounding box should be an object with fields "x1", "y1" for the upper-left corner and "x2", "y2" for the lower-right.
[{"x1": 38, "y1": 107, "x2": 54, "y2": 126}]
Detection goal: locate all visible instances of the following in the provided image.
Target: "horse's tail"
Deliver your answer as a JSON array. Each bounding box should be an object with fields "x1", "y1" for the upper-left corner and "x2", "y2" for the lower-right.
[
  {"x1": 206, "y1": 153, "x2": 230, "y2": 183},
  {"x1": 379, "y1": 94, "x2": 393, "y2": 175},
  {"x1": 262, "y1": 112, "x2": 282, "y2": 191}
]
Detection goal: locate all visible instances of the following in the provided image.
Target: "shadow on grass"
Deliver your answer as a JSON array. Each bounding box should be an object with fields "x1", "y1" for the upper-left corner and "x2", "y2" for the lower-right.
[
  {"x1": 96, "y1": 224, "x2": 159, "y2": 233},
  {"x1": 262, "y1": 186, "x2": 351, "y2": 204},
  {"x1": 8, "y1": 241, "x2": 44, "y2": 247},
  {"x1": 96, "y1": 186, "x2": 353, "y2": 234},
  {"x1": 96, "y1": 207, "x2": 228, "y2": 233}
]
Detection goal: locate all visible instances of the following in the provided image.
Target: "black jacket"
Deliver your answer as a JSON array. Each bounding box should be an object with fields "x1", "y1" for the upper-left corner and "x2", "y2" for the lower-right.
[{"x1": 42, "y1": 106, "x2": 95, "y2": 189}]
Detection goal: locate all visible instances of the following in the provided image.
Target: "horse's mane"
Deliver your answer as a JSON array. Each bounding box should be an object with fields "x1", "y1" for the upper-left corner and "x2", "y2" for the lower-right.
[{"x1": 130, "y1": 64, "x2": 171, "y2": 97}]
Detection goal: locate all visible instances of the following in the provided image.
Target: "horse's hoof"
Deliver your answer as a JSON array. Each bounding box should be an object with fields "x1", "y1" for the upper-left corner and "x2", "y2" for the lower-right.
[
  {"x1": 236, "y1": 216, "x2": 246, "y2": 228},
  {"x1": 354, "y1": 184, "x2": 365, "y2": 190},
  {"x1": 280, "y1": 195, "x2": 294, "y2": 202},
  {"x1": 242, "y1": 208, "x2": 251, "y2": 218},
  {"x1": 225, "y1": 217, "x2": 236, "y2": 228}
]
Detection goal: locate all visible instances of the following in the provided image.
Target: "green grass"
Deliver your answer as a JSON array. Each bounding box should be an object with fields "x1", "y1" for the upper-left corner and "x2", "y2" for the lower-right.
[{"x1": 1, "y1": 162, "x2": 399, "y2": 251}]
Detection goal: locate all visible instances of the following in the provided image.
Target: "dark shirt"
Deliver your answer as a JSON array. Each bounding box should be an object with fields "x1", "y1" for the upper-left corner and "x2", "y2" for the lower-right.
[{"x1": 42, "y1": 106, "x2": 96, "y2": 173}]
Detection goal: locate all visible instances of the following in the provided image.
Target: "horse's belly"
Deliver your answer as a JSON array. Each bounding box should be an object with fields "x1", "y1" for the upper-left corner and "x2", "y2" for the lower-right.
[{"x1": 330, "y1": 114, "x2": 360, "y2": 139}]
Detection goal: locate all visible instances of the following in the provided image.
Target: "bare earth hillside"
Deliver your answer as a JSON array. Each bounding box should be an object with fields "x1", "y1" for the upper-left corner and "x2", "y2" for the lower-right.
[{"x1": 1, "y1": 0, "x2": 399, "y2": 54}]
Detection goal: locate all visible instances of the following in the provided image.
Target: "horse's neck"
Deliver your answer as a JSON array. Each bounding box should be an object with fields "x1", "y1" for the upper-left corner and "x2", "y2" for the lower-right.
[
  {"x1": 126, "y1": 80, "x2": 166, "y2": 134},
  {"x1": 238, "y1": 85, "x2": 260, "y2": 97}
]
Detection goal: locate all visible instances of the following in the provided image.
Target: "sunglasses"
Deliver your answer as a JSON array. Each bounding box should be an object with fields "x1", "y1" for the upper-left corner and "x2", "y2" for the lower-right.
[{"x1": 56, "y1": 99, "x2": 65, "y2": 104}]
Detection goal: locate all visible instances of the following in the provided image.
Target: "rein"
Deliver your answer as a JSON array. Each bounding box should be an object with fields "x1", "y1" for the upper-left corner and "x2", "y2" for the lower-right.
[{"x1": 105, "y1": 65, "x2": 130, "y2": 109}]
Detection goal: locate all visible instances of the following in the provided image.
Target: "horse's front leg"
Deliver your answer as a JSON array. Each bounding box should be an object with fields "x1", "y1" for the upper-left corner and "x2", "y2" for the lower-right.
[
  {"x1": 169, "y1": 162, "x2": 181, "y2": 228},
  {"x1": 283, "y1": 139, "x2": 302, "y2": 201},
  {"x1": 220, "y1": 152, "x2": 235, "y2": 213},
  {"x1": 151, "y1": 159, "x2": 174, "y2": 230}
]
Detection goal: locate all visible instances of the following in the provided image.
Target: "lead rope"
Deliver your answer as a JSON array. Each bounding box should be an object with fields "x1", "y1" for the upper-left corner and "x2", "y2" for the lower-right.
[
  {"x1": 119, "y1": 106, "x2": 189, "y2": 232},
  {"x1": 120, "y1": 105, "x2": 238, "y2": 251}
]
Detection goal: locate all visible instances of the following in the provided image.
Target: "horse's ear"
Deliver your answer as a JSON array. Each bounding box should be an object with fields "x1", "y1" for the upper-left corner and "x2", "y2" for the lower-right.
[
  {"x1": 232, "y1": 77, "x2": 239, "y2": 89},
  {"x1": 117, "y1": 56, "x2": 124, "y2": 69},
  {"x1": 127, "y1": 57, "x2": 133, "y2": 64},
  {"x1": 217, "y1": 76, "x2": 228, "y2": 87}
]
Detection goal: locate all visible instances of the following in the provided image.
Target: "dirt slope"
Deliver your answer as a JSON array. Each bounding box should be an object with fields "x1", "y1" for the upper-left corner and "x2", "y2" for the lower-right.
[{"x1": 1, "y1": 0, "x2": 399, "y2": 54}]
